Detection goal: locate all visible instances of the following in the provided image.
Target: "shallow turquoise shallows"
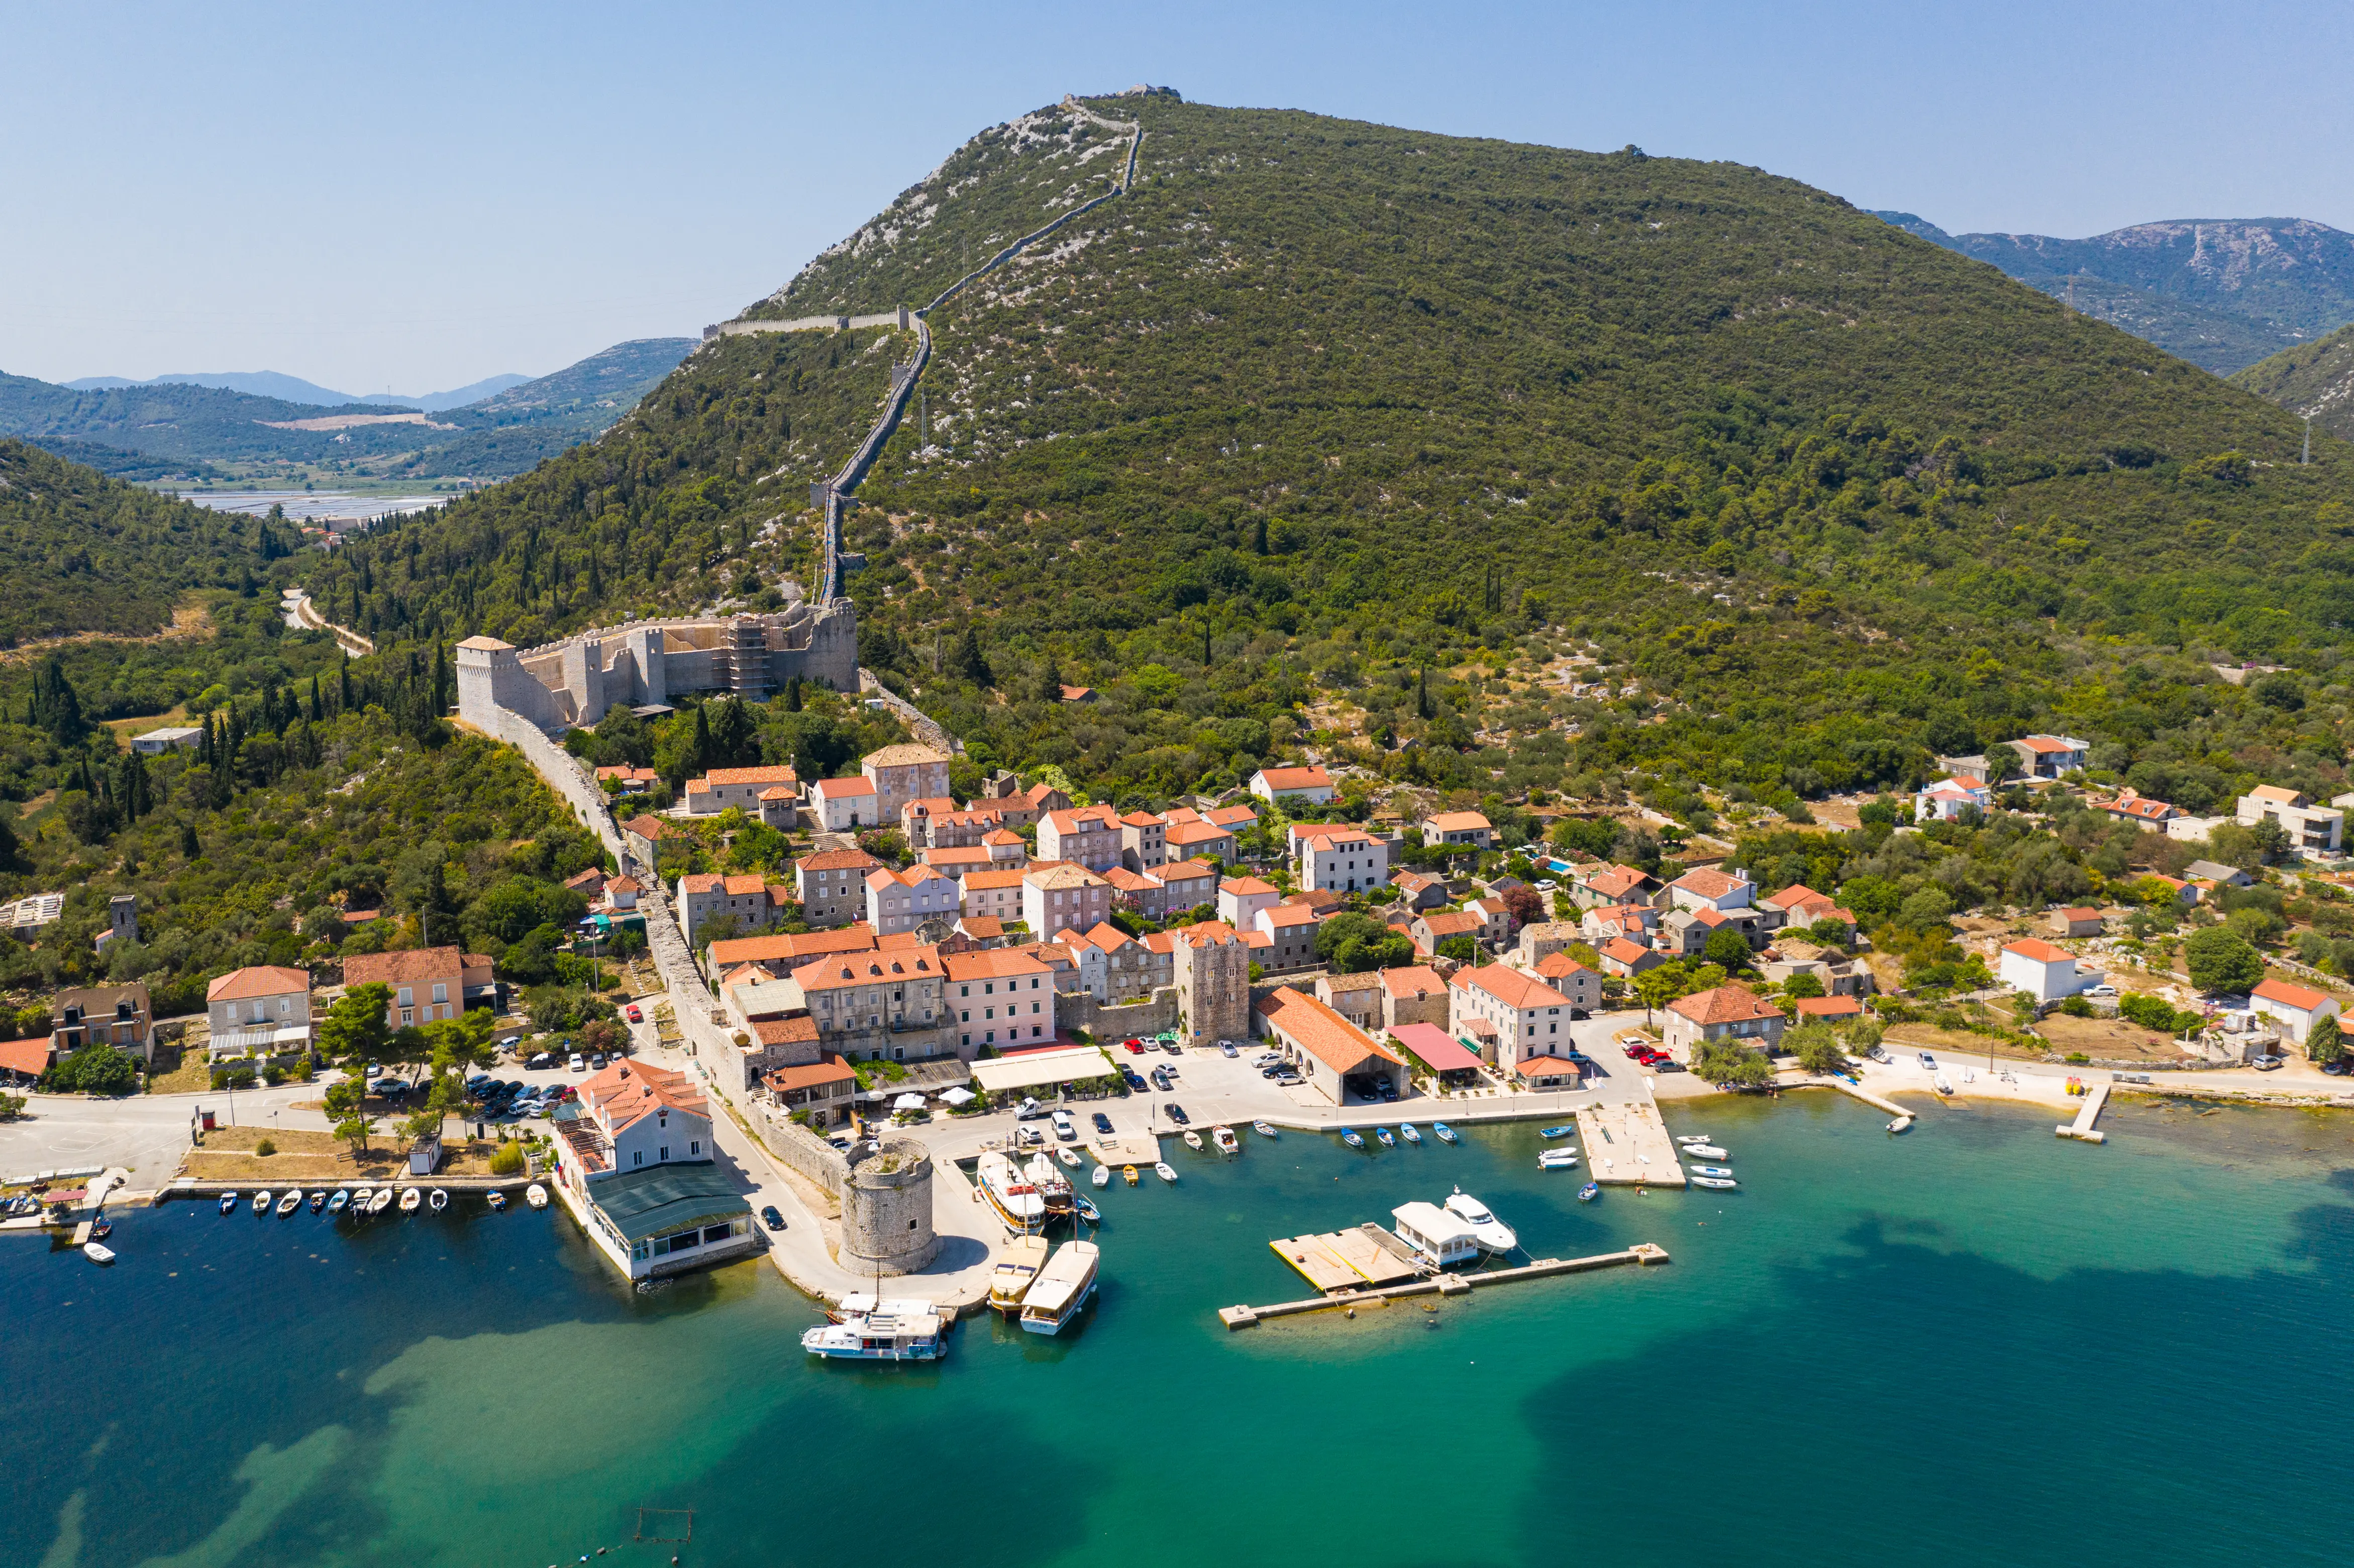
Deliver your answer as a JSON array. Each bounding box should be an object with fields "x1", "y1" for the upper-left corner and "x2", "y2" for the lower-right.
[{"x1": 11, "y1": 1092, "x2": 2353, "y2": 1567}]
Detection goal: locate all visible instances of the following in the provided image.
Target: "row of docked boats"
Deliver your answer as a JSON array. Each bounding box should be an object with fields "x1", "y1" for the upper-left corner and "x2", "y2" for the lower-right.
[
  {"x1": 1676, "y1": 1134, "x2": 1737, "y2": 1188},
  {"x1": 1338, "y1": 1120, "x2": 1458, "y2": 1149},
  {"x1": 985, "y1": 1235, "x2": 1101, "y2": 1334},
  {"x1": 216, "y1": 1184, "x2": 549, "y2": 1217}
]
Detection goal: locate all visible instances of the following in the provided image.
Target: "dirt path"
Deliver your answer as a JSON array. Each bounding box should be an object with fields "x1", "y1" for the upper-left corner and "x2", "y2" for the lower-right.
[{"x1": 0, "y1": 599, "x2": 214, "y2": 664}]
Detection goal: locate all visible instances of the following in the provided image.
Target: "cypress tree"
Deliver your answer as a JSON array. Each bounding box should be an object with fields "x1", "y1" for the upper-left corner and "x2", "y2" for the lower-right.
[
  {"x1": 691, "y1": 705, "x2": 715, "y2": 772},
  {"x1": 339, "y1": 653, "x2": 352, "y2": 713},
  {"x1": 181, "y1": 822, "x2": 201, "y2": 859}
]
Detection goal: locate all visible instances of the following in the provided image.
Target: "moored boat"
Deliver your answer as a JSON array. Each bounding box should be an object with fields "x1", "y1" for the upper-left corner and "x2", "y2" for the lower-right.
[
  {"x1": 485, "y1": 1190, "x2": 506, "y2": 1211},
  {"x1": 1577, "y1": 1182, "x2": 1599, "y2": 1202},
  {"x1": 1019, "y1": 1239, "x2": 1100, "y2": 1336},
  {"x1": 1687, "y1": 1164, "x2": 1734, "y2": 1179},
  {"x1": 1375, "y1": 1127, "x2": 1395, "y2": 1146},
  {"x1": 1253, "y1": 1120, "x2": 1278, "y2": 1139},
  {"x1": 976, "y1": 1151, "x2": 1048, "y2": 1232},
  {"x1": 218, "y1": 1193, "x2": 239, "y2": 1215},
  {"x1": 801, "y1": 1306, "x2": 946, "y2": 1361},
  {"x1": 307, "y1": 1190, "x2": 325, "y2": 1213},
  {"x1": 83, "y1": 1241, "x2": 115, "y2": 1264},
  {"x1": 428, "y1": 1188, "x2": 448, "y2": 1212},
  {"x1": 1341, "y1": 1129, "x2": 1365, "y2": 1149},
  {"x1": 1121, "y1": 1164, "x2": 1139, "y2": 1186},
  {"x1": 989, "y1": 1234, "x2": 1053, "y2": 1314},
  {"x1": 1399, "y1": 1123, "x2": 1422, "y2": 1144},
  {"x1": 1675, "y1": 1134, "x2": 1712, "y2": 1146},
  {"x1": 1541, "y1": 1125, "x2": 1575, "y2": 1139},
  {"x1": 1153, "y1": 1161, "x2": 1177, "y2": 1184},
  {"x1": 1022, "y1": 1154, "x2": 1075, "y2": 1217},
  {"x1": 274, "y1": 1191, "x2": 299, "y2": 1216},
  {"x1": 1933, "y1": 1072, "x2": 1956, "y2": 1096},
  {"x1": 1074, "y1": 1195, "x2": 1101, "y2": 1224},
  {"x1": 1091, "y1": 1164, "x2": 1110, "y2": 1188},
  {"x1": 1181, "y1": 1129, "x2": 1203, "y2": 1152},
  {"x1": 1538, "y1": 1148, "x2": 1580, "y2": 1170},
  {"x1": 397, "y1": 1187, "x2": 421, "y2": 1213},
  {"x1": 1211, "y1": 1125, "x2": 1240, "y2": 1155},
  {"x1": 1444, "y1": 1188, "x2": 1518, "y2": 1253},
  {"x1": 367, "y1": 1188, "x2": 392, "y2": 1214},
  {"x1": 525, "y1": 1183, "x2": 549, "y2": 1209},
  {"x1": 1432, "y1": 1122, "x2": 1457, "y2": 1143},
  {"x1": 1057, "y1": 1146, "x2": 1082, "y2": 1169},
  {"x1": 327, "y1": 1189, "x2": 349, "y2": 1213},
  {"x1": 1681, "y1": 1143, "x2": 1727, "y2": 1160},
  {"x1": 250, "y1": 1191, "x2": 270, "y2": 1214},
  {"x1": 1691, "y1": 1174, "x2": 1737, "y2": 1189}
]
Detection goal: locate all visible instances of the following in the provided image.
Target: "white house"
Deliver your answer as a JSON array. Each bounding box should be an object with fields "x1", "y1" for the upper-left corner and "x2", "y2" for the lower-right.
[
  {"x1": 131, "y1": 725, "x2": 203, "y2": 756},
  {"x1": 1217, "y1": 876, "x2": 1282, "y2": 929},
  {"x1": 1447, "y1": 965, "x2": 1572, "y2": 1076},
  {"x1": 2250, "y1": 977, "x2": 2341, "y2": 1043},
  {"x1": 1299, "y1": 829, "x2": 1390, "y2": 893},
  {"x1": 1916, "y1": 776, "x2": 1993, "y2": 822},
  {"x1": 1999, "y1": 938, "x2": 2099, "y2": 1004},
  {"x1": 682, "y1": 765, "x2": 799, "y2": 816},
  {"x1": 1667, "y1": 866, "x2": 1753, "y2": 913},
  {"x1": 807, "y1": 776, "x2": 880, "y2": 831},
  {"x1": 2236, "y1": 786, "x2": 2344, "y2": 855},
  {"x1": 1248, "y1": 765, "x2": 1334, "y2": 804}
]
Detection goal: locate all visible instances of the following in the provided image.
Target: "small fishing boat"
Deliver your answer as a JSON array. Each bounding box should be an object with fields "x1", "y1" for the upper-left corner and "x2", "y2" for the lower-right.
[
  {"x1": 1538, "y1": 1148, "x2": 1581, "y2": 1170},
  {"x1": 1541, "y1": 1126, "x2": 1576, "y2": 1139},
  {"x1": 88, "y1": 1219, "x2": 112, "y2": 1241},
  {"x1": 1091, "y1": 1164, "x2": 1110, "y2": 1189},
  {"x1": 307, "y1": 1190, "x2": 325, "y2": 1213},
  {"x1": 1153, "y1": 1162, "x2": 1178, "y2": 1184},
  {"x1": 1211, "y1": 1125, "x2": 1240, "y2": 1155},
  {"x1": 1074, "y1": 1195, "x2": 1101, "y2": 1224},
  {"x1": 250, "y1": 1191, "x2": 270, "y2": 1214},
  {"x1": 1691, "y1": 1175, "x2": 1738, "y2": 1190},
  {"x1": 1399, "y1": 1123, "x2": 1422, "y2": 1144},
  {"x1": 485, "y1": 1190, "x2": 506, "y2": 1211},
  {"x1": 1445, "y1": 1189, "x2": 1518, "y2": 1253},
  {"x1": 428, "y1": 1189, "x2": 448, "y2": 1213},
  {"x1": 1688, "y1": 1164, "x2": 1734, "y2": 1179},
  {"x1": 348, "y1": 1186, "x2": 371, "y2": 1213},
  {"x1": 1375, "y1": 1127, "x2": 1395, "y2": 1147},
  {"x1": 1057, "y1": 1146, "x2": 1082, "y2": 1169},
  {"x1": 1253, "y1": 1120, "x2": 1278, "y2": 1139},
  {"x1": 1675, "y1": 1134, "x2": 1712, "y2": 1146},
  {"x1": 1432, "y1": 1122, "x2": 1457, "y2": 1143},
  {"x1": 1682, "y1": 1143, "x2": 1728, "y2": 1160},
  {"x1": 525, "y1": 1184, "x2": 549, "y2": 1209},
  {"x1": 1341, "y1": 1129, "x2": 1365, "y2": 1149},
  {"x1": 989, "y1": 1234, "x2": 1053, "y2": 1314},
  {"x1": 367, "y1": 1187, "x2": 393, "y2": 1214},
  {"x1": 1182, "y1": 1129, "x2": 1204, "y2": 1152},
  {"x1": 83, "y1": 1241, "x2": 115, "y2": 1265},
  {"x1": 398, "y1": 1188, "x2": 422, "y2": 1213},
  {"x1": 1019, "y1": 1239, "x2": 1100, "y2": 1336},
  {"x1": 218, "y1": 1193, "x2": 239, "y2": 1215},
  {"x1": 1122, "y1": 1165, "x2": 1139, "y2": 1186},
  {"x1": 1577, "y1": 1182, "x2": 1599, "y2": 1203},
  {"x1": 1933, "y1": 1072, "x2": 1956, "y2": 1096}
]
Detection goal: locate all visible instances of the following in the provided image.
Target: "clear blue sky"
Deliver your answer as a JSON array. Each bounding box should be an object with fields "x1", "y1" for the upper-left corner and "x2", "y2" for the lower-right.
[{"x1": 6, "y1": 0, "x2": 2346, "y2": 394}]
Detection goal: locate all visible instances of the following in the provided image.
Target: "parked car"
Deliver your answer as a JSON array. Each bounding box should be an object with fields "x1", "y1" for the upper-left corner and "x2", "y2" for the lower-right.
[
  {"x1": 760, "y1": 1205, "x2": 786, "y2": 1231},
  {"x1": 625, "y1": 1004, "x2": 643, "y2": 1023},
  {"x1": 526, "y1": 1052, "x2": 554, "y2": 1070},
  {"x1": 1273, "y1": 1072, "x2": 1304, "y2": 1087},
  {"x1": 2251, "y1": 1053, "x2": 2285, "y2": 1071},
  {"x1": 2084, "y1": 985, "x2": 2118, "y2": 999},
  {"x1": 1866, "y1": 1045, "x2": 1891, "y2": 1065},
  {"x1": 588, "y1": 1053, "x2": 607, "y2": 1070},
  {"x1": 364, "y1": 1062, "x2": 384, "y2": 1079},
  {"x1": 1160, "y1": 1040, "x2": 1183, "y2": 1055},
  {"x1": 1219, "y1": 1041, "x2": 1239, "y2": 1058},
  {"x1": 1051, "y1": 1110, "x2": 1076, "y2": 1141},
  {"x1": 568, "y1": 1053, "x2": 586, "y2": 1072},
  {"x1": 1122, "y1": 1038, "x2": 1146, "y2": 1054},
  {"x1": 1917, "y1": 1052, "x2": 1937, "y2": 1070},
  {"x1": 1090, "y1": 1111, "x2": 1113, "y2": 1134},
  {"x1": 1165, "y1": 1103, "x2": 1190, "y2": 1125}
]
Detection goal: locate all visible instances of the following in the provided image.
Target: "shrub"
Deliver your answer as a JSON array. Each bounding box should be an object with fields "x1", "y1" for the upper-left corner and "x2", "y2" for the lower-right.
[
  {"x1": 489, "y1": 1141, "x2": 526, "y2": 1176},
  {"x1": 43, "y1": 1042, "x2": 140, "y2": 1096},
  {"x1": 254, "y1": 1137, "x2": 276, "y2": 1157},
  {"x1": 2058, "y1": 995, "x2": 2094, "y2": 1017}
]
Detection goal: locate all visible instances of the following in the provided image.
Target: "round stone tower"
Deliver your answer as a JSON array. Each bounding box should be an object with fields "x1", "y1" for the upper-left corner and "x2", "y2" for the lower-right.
[{"x1": 838, "y1": 1136, "x2": 939, "y2": 1275}]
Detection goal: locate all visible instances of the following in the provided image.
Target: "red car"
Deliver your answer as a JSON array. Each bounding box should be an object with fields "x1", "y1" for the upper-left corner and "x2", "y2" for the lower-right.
[
  {"x1": 1123, "y1": 1038, "x2": 1147, "y2": 1055},
  {"x1": 626, "y1": 1004, "x2": 643, "y2": 1024}
]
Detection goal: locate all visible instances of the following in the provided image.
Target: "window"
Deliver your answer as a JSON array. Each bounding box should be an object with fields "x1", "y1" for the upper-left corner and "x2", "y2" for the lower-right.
[
  {"x1": 400, "y1": 1009, "x2": 414, "y2": 1025},
  {"x1": 633, "y1": 1151, "x2": 643, "y2": 1166},
  {"x1": 691, "y1": 1140, "x2": 699, "y2": 1155}
]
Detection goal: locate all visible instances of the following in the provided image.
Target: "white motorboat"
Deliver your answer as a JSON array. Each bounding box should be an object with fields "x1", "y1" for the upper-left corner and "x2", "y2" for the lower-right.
[
  {"x1": 1019, "y1": 1239, "x2": 1100, "y2": 1336},
  {"x1": 1537, "y1": 1148, "x2": 1581, "y2": 1170},
  {"x1": 1153, "y1": 1162, "x2": 1178, "y2": 1184},
  {"x1": 1933, "y1": 1072, "x2": 1957, "y2": 1096},
  {"x1": 1090, "y1": 1164, "x2": 1110, "y2": 1189},
  {"x1": 428, "y1": 1189, "x2": 448, "y2": 1213},
  {"x1": 347, "y1": 1186, "x2": 371, "y2": 1213},
  {"x1": 250, "y1": 1191, "x2": 270, "y2": 1214},
  {"x1": 976, "y1": 1151, "x2": 1047, "y2": 1231},
  {"x1": 1688, "y1": 1164, "x2": 1734, "y2": 1179},
  {"x1": 1182, "y1": 1129, "x2": 1204, "y2": 1151},
  {"x1": 525, "y1": 1183, "x2": 549, "y2": 1209},
  {"x1": 988, "y1": 1235, "x2": 1052, "y2": 1315},
  {"x1": 366, "y1": 1188, "x2": 392, "y2": 1214},
  {"x1": 398, "y1": 1188, "x2": 422, "y2": 1213},
  {"x1": 1681, "y1": 1143, "x2": 1727, "y2": 1160},
  {"x1": 1691, "y1": 1175, "x2": 1738, "y2": 1190},
  {"x1": 1675, "y1": 1134, "x2": 1712, "y2": 1146},
  {"x1": 1056, "y1": 1146, "x2": 1082, "y2": 1169},
  {"x1": 1444, "y1": 1188, "x2": 1518, "y2": 1253},
  {"x1": 83, "y1": 1241, "x2": 116, "y2": 1264},
  {"x1": 802, "y1": 1306, "x2": 945, "y2": 1361},
  {"x1": 1211, "y1": 1125, "x2": 1240, "y2": 1155}
]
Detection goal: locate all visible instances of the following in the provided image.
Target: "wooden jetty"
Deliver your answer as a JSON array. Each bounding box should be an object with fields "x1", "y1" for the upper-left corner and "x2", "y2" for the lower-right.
[
  {"x1": 1220, "y1": 1243, "x2": 1669, "y2": 1329},
  {"x1": 2057, "y1": 1081, "x2": 2109, "y2": 1143},
  {"x1": 1270, "y1": 1224, "x2": 1423, "y2": 1292}
]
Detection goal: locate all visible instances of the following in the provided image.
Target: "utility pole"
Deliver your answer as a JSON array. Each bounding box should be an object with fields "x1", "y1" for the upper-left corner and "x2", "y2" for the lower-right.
[{"x1": 2304, "y1": 413, "x2": 2313, "y2": 466}]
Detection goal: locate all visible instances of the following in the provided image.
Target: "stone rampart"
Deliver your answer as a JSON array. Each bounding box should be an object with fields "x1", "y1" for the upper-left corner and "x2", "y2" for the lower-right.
[{"x1": 1061, "y1": 987, "x2": 1178, "y2": 1041}]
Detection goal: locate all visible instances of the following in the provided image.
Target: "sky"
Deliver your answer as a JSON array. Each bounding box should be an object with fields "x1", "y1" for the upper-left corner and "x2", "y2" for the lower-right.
[{"x1": 6, "y1": 0, "x2": 2349, "y2": 394}]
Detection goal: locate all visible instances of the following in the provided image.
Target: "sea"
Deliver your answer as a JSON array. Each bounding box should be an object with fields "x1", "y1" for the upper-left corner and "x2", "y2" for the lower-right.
[{"x1": 8, "y1": 1091, "x2": 2350, "y2": 1568}]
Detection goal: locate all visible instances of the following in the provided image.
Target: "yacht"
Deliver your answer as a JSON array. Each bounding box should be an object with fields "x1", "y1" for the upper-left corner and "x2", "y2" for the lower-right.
[
  {"x1": 976, "y1": 1151, "x2": 1047, "y2": 1232},
  {"x1": 802, "y1": 1305, "x2": 946, "y2": 1361},
  {"x1": 989, "y1": 1235, "x2": 1053, "y2": 1314},
  {"x1": 1444, "y1": 1189, "x2": 1518, "y2": 1253},
  {"x1": 1019, "y1": 1239, "x2": 1100, "y2": 1336}
]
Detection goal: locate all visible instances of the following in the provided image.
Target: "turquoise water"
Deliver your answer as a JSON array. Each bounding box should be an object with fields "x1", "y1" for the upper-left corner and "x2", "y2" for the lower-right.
[{"x1": 11, "y1": 1092, "x2": 2353, "y2": 1567}]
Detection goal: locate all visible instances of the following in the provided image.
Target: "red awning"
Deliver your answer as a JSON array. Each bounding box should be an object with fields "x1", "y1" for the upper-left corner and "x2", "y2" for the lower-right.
[{"x1": 1389, "y1": 1022, "x2": 1483, "y2": 1072}]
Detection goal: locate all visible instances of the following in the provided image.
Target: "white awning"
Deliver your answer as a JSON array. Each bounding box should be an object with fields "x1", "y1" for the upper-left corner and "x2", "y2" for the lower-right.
[
  {"x1": 940, "y1": 1087, "x2": 976, "y2": 1105},
  {"x1": 968, "y1": 1046, "x2": 1115, "y2": 1094},
  {"x1": 892, "y1": 1092, "x2": 927, "y2": 1110}
]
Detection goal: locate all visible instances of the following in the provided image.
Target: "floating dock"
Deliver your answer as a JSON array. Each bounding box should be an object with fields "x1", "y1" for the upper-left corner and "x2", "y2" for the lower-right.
[
  {"x1": 1270, "y1": 1224, "x2": 1424, "y2": 1292},
  {"x1": 1220, "y1": 1244, "x2": 1669, "y2": 1328},
  {"x1": 1823, "y1": 1076, "x2": 1916, "y2": 1132},
  {"x1": 2057, "y1": 1081, "x2": 2110, "y2": 1143},
  {"x1": 1575, "y1": 1100, "x2": 1686, "y2": 1187}
]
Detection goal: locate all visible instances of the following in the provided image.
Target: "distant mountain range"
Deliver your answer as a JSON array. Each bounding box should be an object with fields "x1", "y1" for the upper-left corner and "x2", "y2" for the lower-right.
[
  {"x1": 3, "y1": 338, "x2": 695, "y2": 482},
  {"x1": 62, "y1": 369, "x2": 531, "y2": 411},
  {"x1": 1873, "y1": 213, "x2": 2354, "y2": 374}
]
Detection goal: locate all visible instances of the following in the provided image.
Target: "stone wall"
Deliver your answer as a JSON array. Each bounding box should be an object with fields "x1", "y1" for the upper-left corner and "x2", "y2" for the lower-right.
[
  {"x1": 1062, "y1": 986, "x2": 1178, "y2": 1042},
  {"x1": 757, "y1": 1110, "x2": 855, "y2": 1196}
]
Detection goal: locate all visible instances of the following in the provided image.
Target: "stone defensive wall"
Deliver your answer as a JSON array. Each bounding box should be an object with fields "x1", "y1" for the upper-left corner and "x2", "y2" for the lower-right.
[{"x1": 456, "y1": 599, "x2": 856, "y2": 736}]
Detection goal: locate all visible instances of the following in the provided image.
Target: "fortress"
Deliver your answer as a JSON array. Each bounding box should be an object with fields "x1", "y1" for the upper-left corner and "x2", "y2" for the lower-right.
[{"x1": 457, "y1": 598, "x2": 857, "y2": 735}]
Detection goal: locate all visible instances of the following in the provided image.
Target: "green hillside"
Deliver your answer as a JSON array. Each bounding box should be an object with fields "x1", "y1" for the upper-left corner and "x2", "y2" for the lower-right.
[
  {"x1": 2231, "y1": 322, "x2": 2354, "y2": 443},
  {"x1": 0, "y1": 438, "x2": 297, "y2": 646},
  {"x1": 294, "y1": 97, "x2": 2354, "y2": 815}
]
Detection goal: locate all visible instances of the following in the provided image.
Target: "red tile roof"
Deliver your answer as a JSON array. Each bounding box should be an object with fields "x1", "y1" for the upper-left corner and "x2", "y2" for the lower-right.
[
  {"x1": 1793, "y1": 996, "x2": 1865, "y2": 1018},
  {"x1": 689, "y1": 765, "x2": 798, "y2": 789},
  {"x1": 1453, "y1": 966, "x2": 1570, "y2": 1009},
  {"x1": 208, "y1": 965, "x2": 309, "y2": 1002},
  {"x1": 1255, "y1": 766, "x2": 1333, "y2": 792},
  {"x1": 1666, "y1": 985, "x2": 1785, "y2": 1026},
  {"x1": 343, "y1": 947, "x2": 463, "y2": 987},
  {"x1": 2254, "y1": 977, "x2": 2331, "y2": 1012},
  {"x1": 2002, "y1": 938, "x2": 2073, "y2": 965},
  {"x1": 766, "y1": 1053, "x2": 856, "y2": 1093},
  {"x1": 1255, "y1": 986, "x2": 1402, "y2": 1072}
]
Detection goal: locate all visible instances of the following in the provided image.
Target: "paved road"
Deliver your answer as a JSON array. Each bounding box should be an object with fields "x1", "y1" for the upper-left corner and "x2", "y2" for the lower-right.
[{"x1": 0, "y1": 1080, "x2": 323, "y2": 1190}]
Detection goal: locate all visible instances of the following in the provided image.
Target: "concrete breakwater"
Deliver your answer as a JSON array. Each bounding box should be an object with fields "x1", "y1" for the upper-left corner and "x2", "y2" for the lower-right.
[{"x1": 1220, "y1": 1243, "x2": 1669, "y2": 1328}]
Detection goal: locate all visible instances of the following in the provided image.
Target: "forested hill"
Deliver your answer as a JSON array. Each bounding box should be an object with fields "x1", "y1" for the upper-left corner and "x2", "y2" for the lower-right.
[
  {"x1": 2231, "y1": 322, "x2": 2354, "y2": 443},
  {"x1": 291, "y1": 96, "x2": 2354, "y2": 812},
  {"x1": 0, "y1": 438, "x2": 295, "y2": 646}
]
